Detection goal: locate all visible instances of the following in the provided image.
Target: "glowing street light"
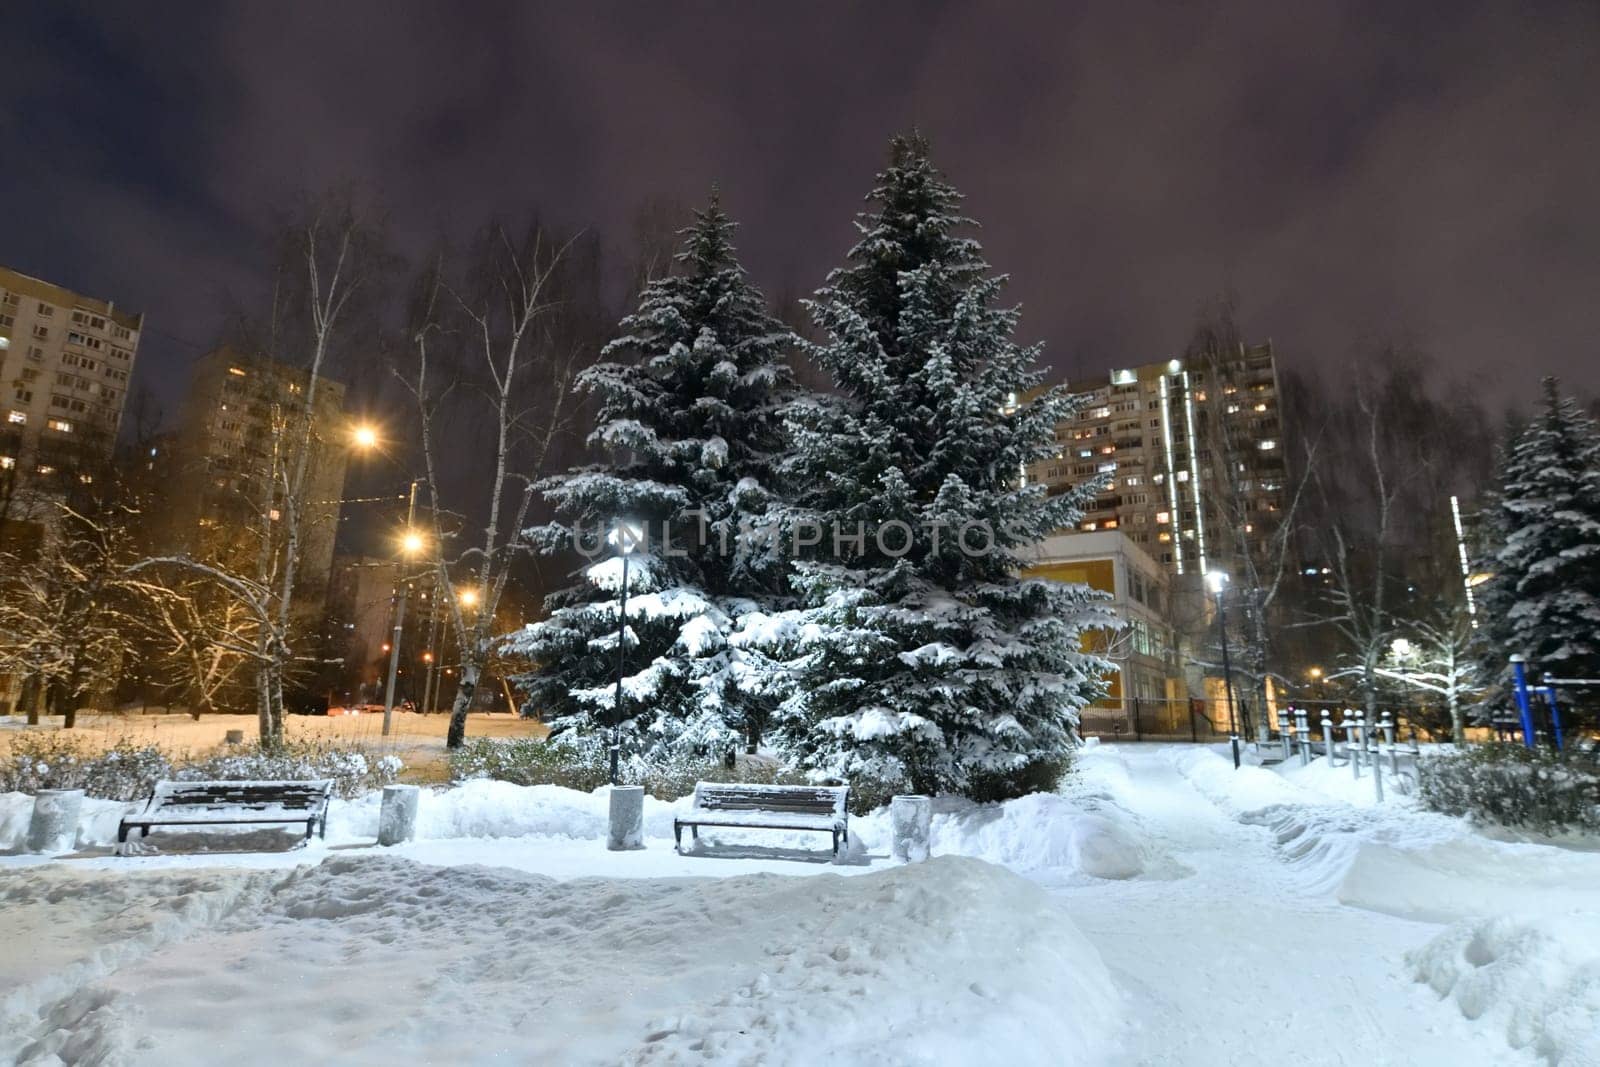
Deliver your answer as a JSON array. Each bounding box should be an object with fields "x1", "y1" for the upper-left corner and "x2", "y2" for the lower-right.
[
  {"x1": 351, "y1": 423, "x2": 380, "y2": 450},
  {"x1": 400, "y1": 529, "x2": 426, "y2": 557},
  {"x1": 458, "y1": 587, "x2": 480, "y2": 609},
  {"x1": 1205, "y1": 570, "x2": 1241, "y2": 769}
]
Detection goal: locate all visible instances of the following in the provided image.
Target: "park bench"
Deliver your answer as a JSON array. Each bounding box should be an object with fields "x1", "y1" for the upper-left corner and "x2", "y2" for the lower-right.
[
  {"x1": 118, "y1": 779, "x2": 335, "y2": 850},
  {"x1": 674, "y1": 782, "x2": 850, "y2": 856}
]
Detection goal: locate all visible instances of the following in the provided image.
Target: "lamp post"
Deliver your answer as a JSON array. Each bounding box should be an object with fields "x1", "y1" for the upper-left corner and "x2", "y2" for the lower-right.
[
  {"x1": 607, "y1": 521, "x2": 643, "y2": 786},
  {"x1": 1207, "y1": 570, "x2": 1241, "y2": 769},
  {"x1": 381, "y1": 480, "x2": 425, "y2": 737}
]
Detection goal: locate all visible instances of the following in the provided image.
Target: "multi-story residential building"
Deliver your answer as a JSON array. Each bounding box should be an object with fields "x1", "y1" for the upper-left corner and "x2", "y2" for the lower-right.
[
  {"x1": 0, "y1": 266, "x2": 141, "y2": 508},
  {"x1": 1020, "y1": 530, "x2": 1185, "y2": 737},
  {"x1": 1025, "y1": 343, "x2": 1287, "y2": 579},
  {"x1": 162, "y1": 347, "x2": 351, "y2": 617}
]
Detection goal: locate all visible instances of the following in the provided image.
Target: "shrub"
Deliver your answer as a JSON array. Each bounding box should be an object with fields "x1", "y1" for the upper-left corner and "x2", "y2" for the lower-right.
[
  {"x1": 448, "y1": 737, "x2": 812, "y2": 801},
  {"x1": 966, "y1": 754, "x2": 1073, "y2": 805},
  {"x1": 1418, "y1": 743, "x2": 1600, "y2": 835},
  {"x1": 448, "y1": 737, "x2": 612, "y2": 793},
  {"x1": 1, "y1": 736, "x2": 173, "y2": 801},
  {"x1": 176, "y1": 739, "x2": 404, "y2": 799}
]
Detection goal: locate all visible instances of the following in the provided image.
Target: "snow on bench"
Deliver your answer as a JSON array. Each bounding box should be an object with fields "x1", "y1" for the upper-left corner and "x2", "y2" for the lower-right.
[
  {"x1": 117, "y1": 779, "x2": 335, "y2": 850},
  {"x1": 674, "y1": 782, "x2": 850, "y2": 856}
]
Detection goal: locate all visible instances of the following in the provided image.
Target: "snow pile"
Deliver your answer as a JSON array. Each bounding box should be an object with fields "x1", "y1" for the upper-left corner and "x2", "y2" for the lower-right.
[
  {"x1": 1339, "y1": 832, "x2": 1600, "y2": 923},
  {"x1": 2, "y1": 854, "x2": 1122, "y2": 1066},
  {"x1": 0, "y1": 791, "x2": 135, "y2": 852},
  {"x1": 1162, "y1": 746, "x2": 1310, "y2": 813},
  {"x1": 1408, "y1": 914, "x2": 1600, "y2": 1064},
  {"x1": 1273, "y1": 754, "x2": 1413, "y2": 807},
  {"x1": 851, "y1": 791, "x2": 1146, "y2": 879}
]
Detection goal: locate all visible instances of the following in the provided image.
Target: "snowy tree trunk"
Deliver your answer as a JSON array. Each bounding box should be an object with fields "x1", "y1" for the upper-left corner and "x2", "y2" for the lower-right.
[{"x1": 447, "y1": 660, "x2": 479, "y2": 749}]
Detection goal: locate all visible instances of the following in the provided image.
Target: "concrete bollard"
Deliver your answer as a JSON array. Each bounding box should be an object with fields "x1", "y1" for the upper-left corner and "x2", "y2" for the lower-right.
[
  {"x1": 607, "y1": 785, "x2": 645, "y2": 851},
  {"x1": 1297, "y1": 709, "x2": 1312, "y2": 766},
  {"x1": 377, "y1": 784, "x2": 420, "y2": 846},
  {"x1": 28, "y1": 788, "x2": 85, "y2": 854},
  {"x1": 1321, "y1": 715, "x2": 1334, "y2": 766},
  {"x1": 890, "y1": 795, "x2": 933, "y2": 863}
]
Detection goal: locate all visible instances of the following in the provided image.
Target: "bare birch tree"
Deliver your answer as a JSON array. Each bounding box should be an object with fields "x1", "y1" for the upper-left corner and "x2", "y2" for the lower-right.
[
  {"x1": 402, "y1": 220, "x2": 597, "y2": 749},
  {"x1": 132, "y1": 194, "x2": 391, "y2": 740}
]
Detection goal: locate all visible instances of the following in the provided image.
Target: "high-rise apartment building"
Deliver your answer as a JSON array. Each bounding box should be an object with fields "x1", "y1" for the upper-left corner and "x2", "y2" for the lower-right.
[
  {"x1": 0, "y1": 266, "x2": 141, "y2": 504},
  {"x1": 163, "y1": 347, "x2": 351, "y2": 614},
  {"x1": 1025, "y1": 343, "x2": 1287, "y2": 578}
]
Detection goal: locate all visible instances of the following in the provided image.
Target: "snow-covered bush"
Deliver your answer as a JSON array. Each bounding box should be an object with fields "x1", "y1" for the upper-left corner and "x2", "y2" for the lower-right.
[
  {"x1": 175, "y1": 740, "x2": 403, "y2": 799},
  {"x1": 1418, "y1": 743, "x2": 1600, "y2": 835},
  {"x1": 449, "y1": 737, "x2": 612, "y2": 792},
  {"x1": 0, "y1": 735, "x2": 173, "y2": 800},
  {"x1": 449, "y1": 736, "x2": 818, "y2": 801}
]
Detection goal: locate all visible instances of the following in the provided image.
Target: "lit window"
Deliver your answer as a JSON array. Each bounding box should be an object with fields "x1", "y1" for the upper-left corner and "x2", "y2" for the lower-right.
[
  {"x1": 1254, "y1": 403, "x2": 1268, "y2": 412},
  {"x1": 1259, "y1": 439, "x2": 1278, "y2": 451},
  {"x1": 0, "y1": 456, "x2": 13, "y2": 469},
  {"x1": 36, "y1": 464, "x2": 55, "y2": 475},
  {"x1": 269, "y1": 508, "x2": 281, "y2": 521},
  {"x1": 47, "y1": 419, "x2": 73, "y2": 433},
  {"x1": 6, "y1": 411, "x2": 24, "y2": 424},
  {"x1": 1156, "y1": 511, "x2": 1170, "y2": 524},
  {"x1": 228, "y1": 366, "x2": 247, "y2": 377}
]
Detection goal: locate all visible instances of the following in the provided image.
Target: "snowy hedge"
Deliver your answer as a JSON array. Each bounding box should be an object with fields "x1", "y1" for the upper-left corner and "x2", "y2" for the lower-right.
[
  {"x1": 0, "y1": 734, "x2": 403, "y2": 801},
  {"x1": 446, "y1": 736, "x2": 1063, "y2": 814},
  {"x1": 1418, "y1": 743, "x2": 1600, "y2": 835}
]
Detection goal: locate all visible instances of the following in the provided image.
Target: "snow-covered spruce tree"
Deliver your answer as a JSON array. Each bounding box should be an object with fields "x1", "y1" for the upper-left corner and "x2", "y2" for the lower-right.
[
  {"x1": 1479, "y1": 377, "x2": 1600, "y2": 697},
  {"x1": 507, "y1": 196, "x2": 797, "y2": 766},
  {"x1": 769, "y1": 133, "x2": 1112, "y2": 800}
]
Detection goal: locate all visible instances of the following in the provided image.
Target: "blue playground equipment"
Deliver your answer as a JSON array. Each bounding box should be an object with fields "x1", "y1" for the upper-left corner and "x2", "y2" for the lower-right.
[{"x1": 1509, "y1": 654, "x2": 1597, "y2": 751}]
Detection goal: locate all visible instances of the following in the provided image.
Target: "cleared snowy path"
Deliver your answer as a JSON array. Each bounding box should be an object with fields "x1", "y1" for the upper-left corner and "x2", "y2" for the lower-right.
[{"x1": 1056, "y1": 744, "x2": 1535, "y2": 1066}]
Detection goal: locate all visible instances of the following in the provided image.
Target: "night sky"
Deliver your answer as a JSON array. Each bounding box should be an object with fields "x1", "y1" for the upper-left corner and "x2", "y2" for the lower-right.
[{"x1": 3, "y1": 1, "x2": 1597, "y2": 424}]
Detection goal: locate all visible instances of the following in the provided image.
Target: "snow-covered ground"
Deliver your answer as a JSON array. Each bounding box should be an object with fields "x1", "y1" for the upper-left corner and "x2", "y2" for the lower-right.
[{"x1": 3, "y1": 743, "x2": 1597, "y2": 1065}]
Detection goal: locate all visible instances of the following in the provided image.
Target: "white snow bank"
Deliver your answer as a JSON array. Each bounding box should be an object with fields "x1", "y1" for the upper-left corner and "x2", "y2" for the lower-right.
[
  {"x1": 1408, "y1": 914, "x2": 1600, "y2": 1064},
  {"x1": 1162, "y1": 747, "x2": 1310, "y2": 813},
  {"x1": 1273, "y1": 754, "x2": 1413, "y2": 807},
  {"x1": 6, "y1": 771, "x2": 1153, "y2": 883},
  {"x1": 0, "y1": 791, "x2": 135, "y2": 852},
  {"x1": 1338, "y1": 832, "x2": 1600, "y2": 924},
  {"x1": 851, "y1": 791, "x2": 1147, "y2": 878},
  {"x1": 2, "y1": 854, "x2": 1122, "y2": 1066}
]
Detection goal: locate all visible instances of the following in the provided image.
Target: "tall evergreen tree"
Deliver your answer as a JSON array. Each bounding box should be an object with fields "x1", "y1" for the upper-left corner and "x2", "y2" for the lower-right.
[
  {"x1": 506, "y1": 196, "x2": 797, "y2": 763},
  {"x1": 768, "y1": 134, "x2": 1111, "y2": 797},
  {"x1": 1480, "y1": 377, "x2": 1600, "y2": 695}
]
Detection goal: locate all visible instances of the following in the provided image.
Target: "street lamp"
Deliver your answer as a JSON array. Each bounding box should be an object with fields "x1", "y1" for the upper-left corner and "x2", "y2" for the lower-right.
[
  {"x1": 1206, "y1": 569, "x2": 1241, "y2": 769},
  {"x1": 381, "y1": 480, "x2": 427, "y2": 737},
  {"x1": 457, "y1": 587, "x2": 479, "y2": 609},
  {"x1": 607, "y1": 520, "x2": 644, "y2": 786},
  {"x1": 351, "y1": 423, "x2": 380, "y2": 451}
]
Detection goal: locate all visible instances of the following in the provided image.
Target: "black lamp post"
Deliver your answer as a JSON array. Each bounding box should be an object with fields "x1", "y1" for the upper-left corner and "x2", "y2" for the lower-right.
[
  {"x1": 607, "y1": 521, "x2": 643, "y2": 786},
  {"x1": 1207, "y1": 570, "x2": 1241, "y2": 769}
]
